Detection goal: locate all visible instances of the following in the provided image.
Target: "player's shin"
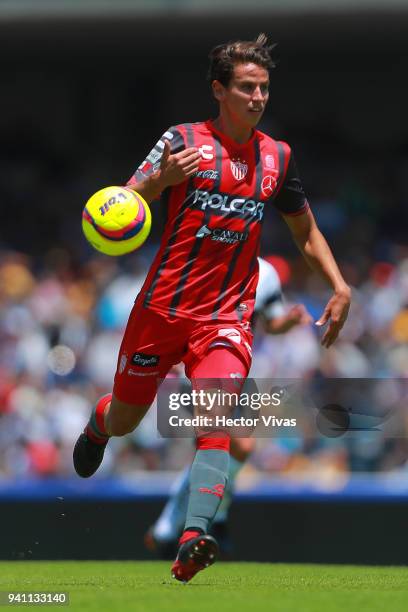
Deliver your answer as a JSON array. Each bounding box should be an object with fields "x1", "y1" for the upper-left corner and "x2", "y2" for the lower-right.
[
  {"x1": 213, "y1": 455, "x2": 242, "y2": 524},
  {"x1": 183, "y1": 435, "x2": 230, "y2": 535}
]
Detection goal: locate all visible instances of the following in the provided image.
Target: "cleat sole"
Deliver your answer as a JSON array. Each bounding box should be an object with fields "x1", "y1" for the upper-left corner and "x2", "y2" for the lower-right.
[{"x1": 171, "y1": 534, "x2": 219, "y2": 583}]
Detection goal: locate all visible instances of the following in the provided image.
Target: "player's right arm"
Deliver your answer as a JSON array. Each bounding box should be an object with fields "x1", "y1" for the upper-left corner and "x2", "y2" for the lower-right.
[{"x1": 125, "y1": 130, "x2": 201, "y2": 205}]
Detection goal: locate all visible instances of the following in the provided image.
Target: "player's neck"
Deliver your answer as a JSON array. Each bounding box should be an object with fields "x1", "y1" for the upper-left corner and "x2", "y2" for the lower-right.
[{"x1": 213, "y1": 115, "x2": 254, "y2": 145}]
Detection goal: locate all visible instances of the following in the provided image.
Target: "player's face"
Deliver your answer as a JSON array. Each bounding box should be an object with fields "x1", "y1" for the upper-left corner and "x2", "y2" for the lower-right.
[{"x1": 216, "y1": 63, "x2": 270, "y2": 129}]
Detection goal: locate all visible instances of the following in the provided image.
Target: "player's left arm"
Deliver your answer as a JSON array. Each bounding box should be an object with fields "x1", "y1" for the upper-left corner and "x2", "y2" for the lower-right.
[
  {"x1": 271, "y1": 144, "x2": 350, "y2": 347},
  {"x1": 283, "y1": 208, "x2": 351, "y2": 348}
]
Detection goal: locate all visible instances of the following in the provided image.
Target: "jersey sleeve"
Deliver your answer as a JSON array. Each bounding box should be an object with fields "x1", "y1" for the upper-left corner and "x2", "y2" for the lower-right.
[
  {"x1": 255, "y1": 258, "x2": 285, "y2": 320},
  {"x1": 261, "y1": 290, "x2": 285, "y2": 320},
  {"x1": 126, "y1": 126, "x2": 185, "y2": 187},
  {"x1": 273, "y1": 144, "x2": 309, "y2": 217}
]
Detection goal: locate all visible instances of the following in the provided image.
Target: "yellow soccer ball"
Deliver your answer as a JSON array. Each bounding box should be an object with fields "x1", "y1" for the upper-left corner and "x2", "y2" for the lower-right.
[{"x1": 82, "y1": 186, "x2": 151, "y2": 256}]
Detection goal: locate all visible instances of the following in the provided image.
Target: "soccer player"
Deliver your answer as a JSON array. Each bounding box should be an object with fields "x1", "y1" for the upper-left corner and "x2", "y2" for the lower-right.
[
  {"x1": 145, "y1": 257, "x2": 312, "y2": 558},
  {"x1": 73, "y1": 34, "x2": 351, "y2": 582}
]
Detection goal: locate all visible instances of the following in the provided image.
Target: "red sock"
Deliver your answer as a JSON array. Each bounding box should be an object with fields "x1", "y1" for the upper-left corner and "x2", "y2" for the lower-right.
[
  {"x1": 85, "y1": 394, "x2": 111, "y2": 444},
  {"x1": 179, "y1": 530, "x2": 202, "y2": 546}
]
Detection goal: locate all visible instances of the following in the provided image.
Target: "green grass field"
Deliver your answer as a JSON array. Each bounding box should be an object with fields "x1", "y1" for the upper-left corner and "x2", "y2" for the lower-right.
[{"x1": 1, "y1": 561, "x2": 407, "y2": 611}]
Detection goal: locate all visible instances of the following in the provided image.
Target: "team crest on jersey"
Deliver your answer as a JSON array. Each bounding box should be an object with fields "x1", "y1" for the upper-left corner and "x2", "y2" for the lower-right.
[{"x1": 230, "y1": 158, "x2": 248, "y2": 181}]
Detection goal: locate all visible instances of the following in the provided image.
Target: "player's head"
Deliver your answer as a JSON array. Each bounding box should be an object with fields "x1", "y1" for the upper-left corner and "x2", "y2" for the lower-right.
[{"x1": 208, "y1": 34, "x2": 276, "y2": 129}]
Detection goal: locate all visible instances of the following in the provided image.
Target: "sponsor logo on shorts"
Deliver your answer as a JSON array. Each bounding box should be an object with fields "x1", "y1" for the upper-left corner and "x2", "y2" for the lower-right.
[
  {"x1": 218, "y1": 329, "x2": 241, "y2": 344},
  {"x1": 128, "y1": 369, "x2": 159, "y2": 377},
  {"x1": 131, "y1": 352, "x2": 160, "y2": 367},
  {"x1": 195, "y1": 224, "x2": 248, "y2": 245}
]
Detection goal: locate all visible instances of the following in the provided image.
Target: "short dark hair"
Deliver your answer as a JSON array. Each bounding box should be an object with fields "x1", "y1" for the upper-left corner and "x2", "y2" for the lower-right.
[{"x1": 208, "y1": 33, "x2": 276, "y2": 87}]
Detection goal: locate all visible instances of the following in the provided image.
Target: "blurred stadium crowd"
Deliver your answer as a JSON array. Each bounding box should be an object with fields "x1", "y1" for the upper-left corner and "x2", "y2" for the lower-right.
[{"x1": 1, "y1": 167, "x2": 408, "y2": 480}]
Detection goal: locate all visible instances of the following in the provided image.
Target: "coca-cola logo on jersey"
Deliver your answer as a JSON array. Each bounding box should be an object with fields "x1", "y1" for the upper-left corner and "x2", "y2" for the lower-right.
[
  {"x1": 230, "y1": 158, "x2": 248, "y2": 181},
  {"x1": 194, "y1": 169, "x2": 219, "y2": 180}
]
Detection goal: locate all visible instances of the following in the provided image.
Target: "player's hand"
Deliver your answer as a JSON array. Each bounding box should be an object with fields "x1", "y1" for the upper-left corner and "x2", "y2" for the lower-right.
[
  {"x1": 315, "y1": 288, "x2": 351, "y2": 348},
  {"x1": 264, "y1": 304, "x2": 312, "y2": 334},
  {"x1": 159, "y1": 139, "x2": 201, "y2": 186}
]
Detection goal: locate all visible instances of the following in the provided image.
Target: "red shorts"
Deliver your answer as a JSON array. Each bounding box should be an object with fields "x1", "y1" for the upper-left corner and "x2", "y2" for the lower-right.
[{"x1": 113, "y1": 303, "x2": 253, "y2": 405}]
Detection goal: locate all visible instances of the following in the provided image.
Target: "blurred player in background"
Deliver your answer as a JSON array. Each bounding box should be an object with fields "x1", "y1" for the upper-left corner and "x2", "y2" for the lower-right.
[
  {"x1": 73, "y1": 33, "x2": 351, "y2": 582},
  {"x1": 145, "y1": 256, "x2": 312, "y2": 558}
]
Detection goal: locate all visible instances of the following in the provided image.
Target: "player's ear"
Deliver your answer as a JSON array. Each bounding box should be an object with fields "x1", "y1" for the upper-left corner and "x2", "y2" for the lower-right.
[{"x1": 212, "y1": 80, "x2": 226, "y2": 102}]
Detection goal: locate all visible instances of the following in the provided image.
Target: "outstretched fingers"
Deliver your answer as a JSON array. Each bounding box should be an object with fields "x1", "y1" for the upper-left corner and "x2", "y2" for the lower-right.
[{"x1": 316, "y1": 293, "x2": 350, "y2": 348}]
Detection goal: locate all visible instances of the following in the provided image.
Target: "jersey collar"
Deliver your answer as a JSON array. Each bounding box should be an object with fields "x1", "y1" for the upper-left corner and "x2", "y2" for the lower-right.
[{"x1": 206, "y1": 119, "x2": 257, "y2": 149}]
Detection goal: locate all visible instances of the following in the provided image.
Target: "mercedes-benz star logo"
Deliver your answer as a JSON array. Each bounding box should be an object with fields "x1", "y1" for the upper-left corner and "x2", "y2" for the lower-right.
[{"x1": 261, "y1": 175, "x2": 277, "y2": 197}]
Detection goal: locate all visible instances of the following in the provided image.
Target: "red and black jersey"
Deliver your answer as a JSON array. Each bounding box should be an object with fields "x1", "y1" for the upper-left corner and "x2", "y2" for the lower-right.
[{"x1": 127, "y1": 120, "x2": 309, "y2": 324}]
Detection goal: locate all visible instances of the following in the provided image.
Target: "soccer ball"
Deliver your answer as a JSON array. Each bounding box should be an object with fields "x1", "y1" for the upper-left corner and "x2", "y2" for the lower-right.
[{"x1": 82, "y1": 186, "x2": 152, "y2": 256}]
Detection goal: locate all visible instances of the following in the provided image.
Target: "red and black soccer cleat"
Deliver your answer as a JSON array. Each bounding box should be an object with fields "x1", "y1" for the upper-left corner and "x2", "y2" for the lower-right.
[
  {"x1": 171, "y1": 531, "x2": 219, "y2": 583},
  {"x1": 73, "y1": 433, "x2": 108, "y2": 478}
]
